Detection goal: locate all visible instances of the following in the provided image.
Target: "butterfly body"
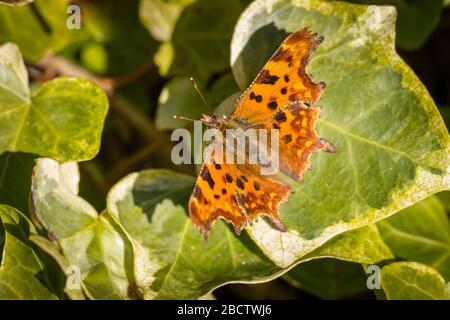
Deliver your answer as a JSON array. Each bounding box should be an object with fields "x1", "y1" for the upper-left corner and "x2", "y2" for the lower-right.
[{"x1": 189, "y1": 28, "x2": 336, "y2": 239}]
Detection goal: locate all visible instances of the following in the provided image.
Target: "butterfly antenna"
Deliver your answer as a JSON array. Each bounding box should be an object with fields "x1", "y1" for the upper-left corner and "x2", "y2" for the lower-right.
[
  {"x1": 173, "y1": 115, "x2": 196, "y2": 122},
  {"x1": 189, "y1": 77, "x2": 213, "y2": 113}
]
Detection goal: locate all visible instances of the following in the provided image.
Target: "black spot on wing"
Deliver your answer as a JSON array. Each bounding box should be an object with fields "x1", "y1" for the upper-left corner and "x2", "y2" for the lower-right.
[
  {"x1": 267, "y1": 101, "x2": 278, "y2": 110},
  {"x1": 200, "y1": 168, "x2": 215, "y2": 189},
  {"x1": 257, "y1": 69, "x2": 280, "y2": 85},
  {"x1": 283, "y1": 134, "x2": 292, "y2": 144},
  {"x1": 273, "y1": 111, "x2": 287, "y2": 122},
  {"x1": 249, "y1": 91, "x2": 263, "y2": 103},
  {"x1": 225, "y1": 173, "x2": 233, "y2": 183},
  {"x1": 236, "y1": 177, "x2": 245, "y2": 190}
]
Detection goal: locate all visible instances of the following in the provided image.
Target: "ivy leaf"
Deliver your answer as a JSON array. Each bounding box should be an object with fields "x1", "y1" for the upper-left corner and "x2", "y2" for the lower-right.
[
  {"x1": 284, "y1": 259, "x2": 369, "y2": 299},
  {"x1": 31, "y1": 158, "x2": 148, "y2": 300},
  {"x1": 0, "y1": 43, "x2": 109, "y2": 162},
  {"x1": 380, "y1": 262, "x2": 450, "y2": 300},
  {"x1": 106, "y1": 169, "x2": 393, "y2": 299},
  {"x1": 0, "y1": 0, "x2": 77, "y2": 61},
  {"x1": 343, "y1": 0, "x2": 443, "y2": 50},
  {"x1": 378, "y1": 195, "x2": 450, "y2": 281},
  {"x1": 231, "y1": 0, "x2": 450, "y2": 268},
  {"x1": 0, "y1": 205, "x2": 58, "y2": 299}
]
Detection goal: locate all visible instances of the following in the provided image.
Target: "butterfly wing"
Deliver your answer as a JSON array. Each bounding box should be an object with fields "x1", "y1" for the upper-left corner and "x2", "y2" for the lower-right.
[
  {"x1": 189, "y1": 28, "x2": 334, "y2": 238},
  {"x1": 189, "y1": 143, "x2": 292, "y2": 239},
  {"x1": 233, "y1": 163, "x2": 292, "y2": 232},
  {"x1": 230, "y1": 27, "x2": 325, "y2": 124},
  {"x1": 273, "y1": 101, "x2": 336, "y2": 182}
]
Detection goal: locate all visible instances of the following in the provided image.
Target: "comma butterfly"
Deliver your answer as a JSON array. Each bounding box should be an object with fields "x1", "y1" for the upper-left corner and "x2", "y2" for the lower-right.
[{"x1": 188, "y1": 28, "x2": 336, "y2": 239}]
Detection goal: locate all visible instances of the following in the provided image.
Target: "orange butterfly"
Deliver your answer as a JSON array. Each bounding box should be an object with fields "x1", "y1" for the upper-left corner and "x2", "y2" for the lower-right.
[{"x1": 189, "y1": 28, "x2": 335, "y2": 239}]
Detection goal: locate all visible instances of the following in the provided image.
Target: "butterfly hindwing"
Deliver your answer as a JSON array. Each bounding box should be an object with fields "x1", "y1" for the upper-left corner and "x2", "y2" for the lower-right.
[
  {"x1": 234, "y1": 164, "x2": 292, "y2": 232},
  {"x1": 189, "y1": 144, "x2": 243, "y2": 239},
  {"x1": 189, "y1": 145, "x2": 293, "y2": 239},
  {"x1": 273, "y1": 101, "x2": 336, "y2": 182}
]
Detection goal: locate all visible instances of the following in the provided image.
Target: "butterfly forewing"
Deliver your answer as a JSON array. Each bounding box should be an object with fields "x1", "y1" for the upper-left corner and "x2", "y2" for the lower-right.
[{"x1": 230, "y1": 28, "x2": 325, "y2": 124}]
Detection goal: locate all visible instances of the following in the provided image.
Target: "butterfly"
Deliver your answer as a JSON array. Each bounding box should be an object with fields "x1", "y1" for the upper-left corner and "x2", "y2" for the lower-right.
[{"x1": 188, "y1": 28, "x2": 336, "y2": 240}]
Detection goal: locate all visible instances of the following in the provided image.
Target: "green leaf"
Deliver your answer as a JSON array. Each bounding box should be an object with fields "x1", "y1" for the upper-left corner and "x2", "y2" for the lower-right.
[
  {"x1": 0, "y1": 0, "x2": 76, "y2": 61},
  {"x1": 106, "y1": 169, "x2": 393, "y2": 299},
  {"x1": 381, "y1": 261, "x2": 449, "y2": 300},
  {"x1": 284, "y1": 259, "x2": 369, "y2": 299},
  {"x1": 303, "y1": 224, "x2": 394, "y2": 264},
  {"x1": 164, "y1": 0, "x2": 245, "y2": 82},
  {"x1": 0, "y1": 205, "x2": 58, "y2": 299},
  {"x1": 0, "y1": 43, "x2": 109, "y2": 162},
  {"x1": 31, "y1": 158, "x2": 145, "y2": 300},
  {"x1": 231, "y1": 0, "x2": 449, "y2": 268},
  {"x1": 107, "y1": 169, "x2": 195, "y2": 245},
  {"x1": 378, "y1": 195, "x2": 450, "y2": 281},
  {"x1": 339, "y1": 0, "x2": 443, "y2": 50},
  {"x1": 139, "y1": 0, "x2": 197, "y2": 42},
  {"x1": 0, "y1": 152, "x2": 36, "y2": 214}
]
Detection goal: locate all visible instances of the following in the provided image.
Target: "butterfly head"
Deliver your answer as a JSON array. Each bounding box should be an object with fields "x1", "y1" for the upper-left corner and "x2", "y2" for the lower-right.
[{"x1": 200, "y1": 114, "x2": 229, "y2": 130}]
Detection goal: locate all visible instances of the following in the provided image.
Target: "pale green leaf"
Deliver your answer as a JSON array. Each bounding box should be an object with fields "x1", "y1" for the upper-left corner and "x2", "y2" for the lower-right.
[
  {"x1": 231, "y1": 0, "x2": 449, "y2": 268},
  {"x1": 0, "y1": 43, "x2": 109, "y2": 162},
  {"x1": 31, "y1": 158, "x2": 144, "y2": 300},
  {"x1": 378, "y1": 195, "x2": 450, "y2": 281},
  {"x1": 381, "y1": 261, "x2": 449, "y2": 300},
  {"x1": 340, "y1": 0, "x2": 443, "y2": 50}
]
